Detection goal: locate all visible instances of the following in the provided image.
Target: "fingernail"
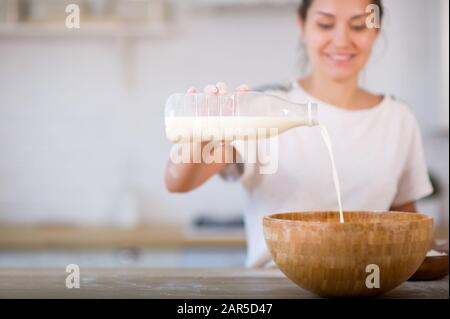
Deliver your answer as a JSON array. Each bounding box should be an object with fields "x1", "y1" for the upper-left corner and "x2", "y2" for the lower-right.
[
  {"x1": 216, "y1": 82, "x2": 228, "y2": 94},
  {"x1": 205, "y1": 85, "x2": 218, "y2": 94},
  {"x1": 237, "y1": 84, "x2": 250, "y2": 91}
]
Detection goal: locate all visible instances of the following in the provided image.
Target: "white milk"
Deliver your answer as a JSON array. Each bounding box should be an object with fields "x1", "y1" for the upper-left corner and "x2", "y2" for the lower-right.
[
  {"x1": 319, "y1": 125, "x2": 344, "y2": 223},
  {"x1": 165, "y1": 115, "x2": 345, "y2": 223},
  {"x1": 165, "y1": 116, "x2": 312, "y2": 143}
]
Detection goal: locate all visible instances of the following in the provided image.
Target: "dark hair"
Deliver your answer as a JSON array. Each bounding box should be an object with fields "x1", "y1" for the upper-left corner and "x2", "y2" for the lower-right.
[{"x1": 298, "y1": 0, "x2": 384, "y2": 22}]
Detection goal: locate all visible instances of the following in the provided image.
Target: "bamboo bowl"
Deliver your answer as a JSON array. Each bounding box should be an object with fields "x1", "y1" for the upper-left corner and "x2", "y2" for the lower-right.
[{"x1": 263, "y1": 211, "x2": 433, "y2": 298}]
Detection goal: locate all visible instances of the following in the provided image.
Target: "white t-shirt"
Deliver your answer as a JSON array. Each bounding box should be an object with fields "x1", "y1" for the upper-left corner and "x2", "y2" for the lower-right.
[{"x1": 222, "y1": 80, "x2": 433, "y2": 268}]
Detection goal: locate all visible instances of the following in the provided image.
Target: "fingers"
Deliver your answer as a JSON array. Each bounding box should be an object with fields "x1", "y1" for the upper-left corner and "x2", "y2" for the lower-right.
[
  {"x1": 216, "y1": 82, "x2": 228, "y2": 95},
  {"x1": 190, "y1": 83, "x2": 249, "y2": 94},
  {"x1": 204, "y1": 82, "x2": 229, "y2": 95},
  {"x1": 204, "y1": 85, "x2": 219, "y2": 95},
  {"x1": 237, "y1": 84, "x2": 250, "y2": 92}
]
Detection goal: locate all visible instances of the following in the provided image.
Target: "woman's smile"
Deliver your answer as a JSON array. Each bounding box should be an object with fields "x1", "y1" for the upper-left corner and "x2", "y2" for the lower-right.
[{"x1": 323, "y1": 52, "x2": 357, "y2": 65}]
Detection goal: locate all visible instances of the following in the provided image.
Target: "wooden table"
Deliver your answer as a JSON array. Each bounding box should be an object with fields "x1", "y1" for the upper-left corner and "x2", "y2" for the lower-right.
[{"x1": 0, "y1": 268, "x2": 447, "y2": 299}]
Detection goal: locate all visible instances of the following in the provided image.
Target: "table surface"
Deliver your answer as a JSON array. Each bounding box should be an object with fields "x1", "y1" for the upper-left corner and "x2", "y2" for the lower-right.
[{"x1": 0, "y1": 268, "x2": 448, "y2": 299}]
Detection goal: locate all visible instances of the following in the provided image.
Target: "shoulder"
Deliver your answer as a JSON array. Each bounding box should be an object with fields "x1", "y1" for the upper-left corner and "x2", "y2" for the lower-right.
[
  {"x1": 384, "y1": 95, "x2": 418, "y2": 124},
  {"x1": 383, "y1": 95, "x2": 423, "y2": 140},
  {"x1": 359, "y1": 88, "x2": 414, "y2": 120}
]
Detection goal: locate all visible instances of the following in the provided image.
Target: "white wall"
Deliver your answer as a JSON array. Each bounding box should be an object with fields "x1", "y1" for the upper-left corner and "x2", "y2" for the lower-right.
[
  {"x1": 363, "y1": 0, "x2": 446, "y2": 132},
  {"x1": 0, "y1": 1, "x2": 448, "y2": 228}
]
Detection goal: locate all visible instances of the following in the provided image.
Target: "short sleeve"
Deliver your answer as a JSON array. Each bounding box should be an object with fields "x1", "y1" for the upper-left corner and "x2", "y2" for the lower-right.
[{"x1": 392, "y1": 116, "x2": 433, "y2": 207}]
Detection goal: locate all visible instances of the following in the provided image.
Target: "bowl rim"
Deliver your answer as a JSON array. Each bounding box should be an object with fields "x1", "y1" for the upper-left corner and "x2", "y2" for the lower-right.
[{"x1": 263, "y1": 210, "x2": 433, "y2": 226}]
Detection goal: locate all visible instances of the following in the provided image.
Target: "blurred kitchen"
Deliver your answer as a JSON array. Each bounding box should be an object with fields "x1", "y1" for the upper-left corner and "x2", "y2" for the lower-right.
[{"x1": 0, "y1": 0, "x2": 448, "y2": 268}]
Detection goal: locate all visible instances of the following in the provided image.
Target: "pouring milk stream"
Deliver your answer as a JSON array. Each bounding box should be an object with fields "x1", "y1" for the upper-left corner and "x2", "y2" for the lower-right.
[{"x1": 165, "y1": 91, "x2": 345, "y2": 223}]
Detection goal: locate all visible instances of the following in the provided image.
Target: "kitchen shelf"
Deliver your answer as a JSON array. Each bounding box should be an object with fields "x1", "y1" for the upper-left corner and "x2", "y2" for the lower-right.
[
  {"x1": 192, "y1": 0, "x2": 299, "y2": 6},
  {"x1": 0, "y1": 21, "x2": 176, "y2": 39},
  {"x1": 0, "y1": 0, "x2": 176, "y2": 39},
  {"x1": 0, "y1": 224, "x2": 246, "y2": 249}
]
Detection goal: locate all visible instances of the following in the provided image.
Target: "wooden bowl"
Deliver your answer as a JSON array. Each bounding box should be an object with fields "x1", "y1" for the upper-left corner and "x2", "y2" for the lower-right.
[
  {"x1": 408, "y1": 254, "x2": 449, "y2": 281},
  {"x1": 263, "y1": 211, "x2": 433, "y2": 298}
]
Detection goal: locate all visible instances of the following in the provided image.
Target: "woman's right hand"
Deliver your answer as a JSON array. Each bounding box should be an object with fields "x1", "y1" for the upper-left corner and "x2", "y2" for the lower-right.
[
  {"x1": 165, "y1": 82, "x2": 250, "y2": 193},
  {"x1": 187, "y1": 82, "x2": 251, "y2": 96}
]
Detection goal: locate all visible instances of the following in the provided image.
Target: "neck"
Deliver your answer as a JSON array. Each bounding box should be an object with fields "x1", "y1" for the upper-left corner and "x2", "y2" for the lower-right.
[{"x1": 301, "y1": 72, "x2": 360, "y2": 110}]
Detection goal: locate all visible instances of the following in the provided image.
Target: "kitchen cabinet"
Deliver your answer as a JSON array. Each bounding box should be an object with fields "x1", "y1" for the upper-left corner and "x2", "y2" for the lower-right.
[
  {"x1": 0, "y1": 248, "x2": 246, "y2": 268},
  {"x1": 0, "y1": 225, "x2": 246, "y2": 268}
]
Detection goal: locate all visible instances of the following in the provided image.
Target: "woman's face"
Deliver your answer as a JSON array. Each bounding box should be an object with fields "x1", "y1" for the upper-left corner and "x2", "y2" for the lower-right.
[{"x1": 300, "y1": 0, "x2": 380, "y2": 82}]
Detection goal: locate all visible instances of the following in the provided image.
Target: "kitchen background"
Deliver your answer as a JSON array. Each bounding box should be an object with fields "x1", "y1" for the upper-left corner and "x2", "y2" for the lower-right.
[{"x1": 0, "y1": 0, "x2": 448, "y2": 267}]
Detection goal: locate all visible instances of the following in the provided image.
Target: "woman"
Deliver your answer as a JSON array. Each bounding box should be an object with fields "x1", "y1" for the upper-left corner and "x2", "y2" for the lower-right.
[{"x1": 165, "y1": 0, "x2": 441, "y2": 268}]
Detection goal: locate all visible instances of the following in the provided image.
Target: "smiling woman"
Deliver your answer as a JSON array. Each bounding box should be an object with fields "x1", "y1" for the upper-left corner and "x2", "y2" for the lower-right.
[
  {"x1": 165, "y1": 0, "x2": 441, "y2": 269},
  {"x1": 297, "y1": 0, "x2": 384, "y2": 108}
]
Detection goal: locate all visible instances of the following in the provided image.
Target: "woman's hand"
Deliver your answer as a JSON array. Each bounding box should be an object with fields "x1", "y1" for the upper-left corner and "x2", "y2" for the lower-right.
[
  {"x1": 165, "y1": 82, "x2": 250, "y2": 193},
  {"x1": 187, "y1": 82, "x2": 251, "y2": 96},
  {"x1": 187, "y1": 82, "x2": 250, "y2": 145}
]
